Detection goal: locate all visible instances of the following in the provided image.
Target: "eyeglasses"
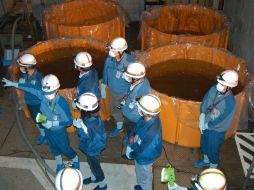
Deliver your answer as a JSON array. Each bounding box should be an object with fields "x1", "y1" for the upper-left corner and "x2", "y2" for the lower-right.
[{"x1": 42, "y1": 86, "x2": 51, "y2": 90}]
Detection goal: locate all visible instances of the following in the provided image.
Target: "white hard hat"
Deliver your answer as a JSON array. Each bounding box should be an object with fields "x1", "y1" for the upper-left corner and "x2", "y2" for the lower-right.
[
  {"x1": 41, "y1": 74, "x2": 60, "y2": 93},
  {"x1": 137, "y1": 94, "x2": 161, "y2": 115},
  {"x1": 217, "y1": 70, "x2": 239, "y2": 88},
  {"x1": 76, "y1": 92, "x2": 98, "y2": 111},
  {"x1": 17, "y1": 54, "x2": 37, "y2": 67},
  {"x1": 109, "y1": 37, "x2": 128, "y2": 52},
  {"x1": 55, "y1": 167, "x2": 83, "y2": 190},
  {"x1": 196, "y1": 169, "x2": 226, "y2": 190},
  {"x1": 74, "y1": 52, "x2": 93, "y2": 68},
  {"x1": 125, "y1": 62, "x2": 146, "y2": 79}
]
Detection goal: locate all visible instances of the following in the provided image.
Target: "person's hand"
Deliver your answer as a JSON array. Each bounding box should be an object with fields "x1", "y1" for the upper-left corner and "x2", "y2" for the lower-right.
[
  {"x1": 42, "y1": 121, "x2": 53, "y2": 129},
  {"x1": 199, "y1": 113, "x2": 205, "y2": 134},
  {"x1": 73, "y1": 118, "x2": 82, "y2": 128},
  {"x1": 101, "y1": 84, "x2": 107, "y2": 99},
  {"x1": 2, "y1": 78, "x2": 18, "y2": 88},
  {"x1": 18, "y1": 78, "x2": 26, "y2": 84}
]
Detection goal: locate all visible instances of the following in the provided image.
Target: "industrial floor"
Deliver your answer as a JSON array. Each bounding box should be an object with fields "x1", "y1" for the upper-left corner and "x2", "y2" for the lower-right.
[{"x1": 0, "y1": 22, "x2": 253, "y2": 190}]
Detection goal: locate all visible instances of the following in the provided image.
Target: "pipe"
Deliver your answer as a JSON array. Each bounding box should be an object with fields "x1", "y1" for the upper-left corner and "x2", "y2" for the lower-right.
[{"x1": 11, "y1": 16, "x2": 22, "y2": 62}]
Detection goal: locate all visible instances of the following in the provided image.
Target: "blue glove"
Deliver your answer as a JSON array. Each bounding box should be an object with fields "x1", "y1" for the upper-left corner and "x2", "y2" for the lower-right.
[
  {"x1": 199, "y1": 113, "x2": 205, "y2": 134},
  {"x1": 101, "y1": 84, "x2": 107, "y2": 99},
  {"x1": 2, "y1": 78, "x2": 18, "y2": 88},
  {"x1": 72, "y1": 100, "x2": 77, "y2": 109},
  {"x1": 73, "y1": 118, "x2": 82, "y2": 128}
]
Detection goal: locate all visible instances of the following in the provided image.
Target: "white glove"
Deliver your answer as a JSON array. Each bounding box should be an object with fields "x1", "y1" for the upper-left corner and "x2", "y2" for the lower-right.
[
  {"x1": 2, "y1": 78, "x2": 18, "y2": 88},
  {"x1": 167, "y1": 183, "x2": 187, "y2": 190},
  {"x1": 42, "y1": 121, "x2": 53, "y2": 129},
  {"x1": 101, "y1": 84, "x2": 107, "y2": 99},
  {"x1": 18, "y1": 78, "x2": 26, "y2": 84},
  {"x1": 199, "y1": 113, "x2": 205, "y2": 134},
  {"x1": 73, "y1": 118, "x2": 82, "y2": 128},
  {"x1": 126, "y1": 146, "x2": 133, "y2": 159}
]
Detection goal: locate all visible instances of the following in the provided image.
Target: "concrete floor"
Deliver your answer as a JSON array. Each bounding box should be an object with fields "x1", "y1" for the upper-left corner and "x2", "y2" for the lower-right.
[{"x1": 0, "y1": 22, "x2": 253, "y2": 189}]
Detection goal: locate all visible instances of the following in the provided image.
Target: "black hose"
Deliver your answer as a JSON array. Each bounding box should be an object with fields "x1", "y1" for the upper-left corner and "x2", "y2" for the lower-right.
[{"x1": 15, "y1": 109, "x2": 57, "y2": 177}]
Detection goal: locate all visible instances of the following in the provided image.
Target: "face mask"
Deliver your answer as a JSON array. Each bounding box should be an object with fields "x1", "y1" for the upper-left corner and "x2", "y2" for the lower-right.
[
  {"x1": 45, "y1": 93, "x2": 56, "y2": 100},
  {"x1": 124, "y1": 73, "x2": 132, "y2": 83},
  {"x1": 216, "y1": 83, "x2": 226, "y2": 93},
  {"x1": 109, "y1": 50, "x2": 116, "y2": 58},
  {"x1": 138, "y1": 108, "x2": 144, "y2": 117},
  {"x1": 20, "y1": 67, "x2": 26, "y2": 74}
]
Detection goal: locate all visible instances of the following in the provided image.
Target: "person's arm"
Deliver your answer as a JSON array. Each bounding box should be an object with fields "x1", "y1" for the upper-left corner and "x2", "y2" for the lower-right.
[
  {"x1": 102, "y1": 58, "x2": 110, "y2": 85},
  {"x1": 57, "y1": 97, "x2": 73, "y2": 126}
]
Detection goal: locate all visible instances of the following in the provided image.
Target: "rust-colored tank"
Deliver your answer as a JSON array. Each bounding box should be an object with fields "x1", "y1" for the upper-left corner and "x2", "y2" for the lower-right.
[
  {"x1": 9, "y1": 38, "x2": 111, "y2": 132},
  {"x1": 136, "y1": 44, "x2": 247, "y2": 147},
  {"x1": 43, "y1": 0, "x2": 125, "y2": 43},
  {"x1": 140, "y1": 4, "x2": 230, "y2": 50}
]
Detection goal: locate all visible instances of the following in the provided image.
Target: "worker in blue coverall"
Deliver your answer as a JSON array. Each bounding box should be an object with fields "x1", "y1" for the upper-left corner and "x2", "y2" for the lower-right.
[
  {"x1": 101, "y1": 37, "x2": 136, "y2": 137},
  {"x1": 121, "y1": 62, "x2": 151, "y2": 137},
  {"x1": 193, "y1": 70, "x2": 239, "y2": 169},
  {"x1": 16, "y1": 54, "x2": 45, "y2": 145},
  {"x1": 124, "y1": 94, "x2": 162, "y2": 190},
  {"x1": 73, "y1": 92, "x2": 107, "y2": 190},
  {"x1": 72, "y1": 52, "x2": 100, "y2": 110},
  {"x1": 2, "y1": 74, "x2": 80, "y2": 173},
  {"x1": 168, "y1": 168, "x2": 227, "y2": 190}
]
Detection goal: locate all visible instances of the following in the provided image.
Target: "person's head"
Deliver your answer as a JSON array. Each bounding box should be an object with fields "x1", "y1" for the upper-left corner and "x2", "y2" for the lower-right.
[
  {"x1": 55, "y1": 167, "x2": 83, "y2": 190},
  {"x1": 74, "y1": 52, "x2": 93, "y2": 74},
  {"x1": 216, "y1": 70, "x2": 238, "y2": 94},
  {"x1": 192, "y1": 168, "x2": 226, "y2": 190},
  {"x1": 41, "y1": 74, "x2": 60, "y2": 101},
  {"x1": 75, "y1": 92, "x2": 99, "y2": 118},
  {"x1": 107, "y1": 37, "x2": 127, "y2": 61},
  {"x1": 124, "y1": 62, "x2": 146, "y2": 84},
  {"x1": 136, "y1": 94, "x2": 161, "y2": 120},
  {"x1": 17, "y1": 54, "x2": 37, "y2": 75}
]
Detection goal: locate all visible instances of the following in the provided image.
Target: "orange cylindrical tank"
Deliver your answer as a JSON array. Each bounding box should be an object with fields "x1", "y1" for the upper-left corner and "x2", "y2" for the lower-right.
[
  {"x1": 140, "y1": 4, "x2": 230, "y2": 50},
  {"x1": 9, "y1": 38, "x2": 111, "y2": 132},
  {"x1": 137, "y1": 44, "x2": 247, "y2": 148},
  {"x1": 43, "y1": 0, "x2": 125, "y2": 43}
]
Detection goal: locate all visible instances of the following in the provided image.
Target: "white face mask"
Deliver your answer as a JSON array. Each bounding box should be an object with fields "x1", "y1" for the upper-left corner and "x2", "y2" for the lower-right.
[
  {"x1": 216, "y1": 83, "x2": 226, "y2": 93},
  {"x1": 124, "y1": 73, "x2": 132, "y2": 83},
  {"x1": 138, "y1": 108, "x2": 144, "y2": 117},
  {"x1": 20, "y1": 67, "x2": 26, "y2": 73},
  {"x1": 45, "y1": 93, "x2": 56, "y2": 100},
  {"x1": 109, "y1": 50, "x2": 116, "y2": 58}
]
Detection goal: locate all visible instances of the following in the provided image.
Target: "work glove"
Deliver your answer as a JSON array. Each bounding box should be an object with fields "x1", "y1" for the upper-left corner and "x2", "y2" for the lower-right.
[
  {"x1": 167, "y1": 183, "x2": 187, "y2": 190},
  {"x1": 126, "y1": 146, "x2": 133, "y2": 159},
  {"x1": 101, "y1": 84, "x2": 107, "y2": 99},
  {"x1": 18, "y1": 78, "x2": 26, "y2": 84},
  {"x1": 73, "y1": 118, "x2": 83, "y2": 128},
  {"x1": 199, "y1": 113, "x2": 205, "y2": 134},
  {"x1": 2, "y1": 78, "x2": 18, "y2": 88},
  {"x1": 42, "y1": 120, "x2": 59, "y2": 129},
  {"x1": 72, "y1": 100, "x2": 77, "y2": 110}
]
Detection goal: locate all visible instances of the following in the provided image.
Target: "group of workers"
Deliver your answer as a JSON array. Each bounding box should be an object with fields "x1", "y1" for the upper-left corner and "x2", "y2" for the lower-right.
[{"x1": 2, "y1": 36, "x2": 239, "y2": 190}]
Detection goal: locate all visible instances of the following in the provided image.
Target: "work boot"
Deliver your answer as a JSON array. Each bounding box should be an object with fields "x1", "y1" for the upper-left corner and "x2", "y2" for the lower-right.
[
  {"x1": 73, "y1": 162, "x2": 80, "y2": 170},
  {"x1": 83, "y1": 177, "x2": 99, "y2": 185},
  {"x1": 36, "y1": 135, "x2": 46, "y2": 145},
  {"x1": 56, "y1": 164, "x2": 63, "y2": 173},
  {"x1": 134, "y1": 185, "x2": 142, "y2": 190},
  {"x1": 192, "y1": 160, "x2": 209, "y2": 168},
  {"x1": 93, "y1": 184, "x2": 107, "y2": 190}
]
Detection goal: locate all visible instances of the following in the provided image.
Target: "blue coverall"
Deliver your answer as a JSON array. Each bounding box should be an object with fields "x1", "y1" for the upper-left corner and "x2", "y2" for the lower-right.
[
  {"x1": 18, "y1": 84, "x2": 77, "y2": 159},
  {"x1": 126, "y1": 116, "x2": 162, "y2": 190},
  {"x1": 200, "y1": 85, "x2": 236, "y2": 164},
  {"x1": 77, "y1": 115, "x2": 106, "y2": 182},
  {"x1": 75, "y1": 69, "x2": 100, "y2": 99},
  {"x1": 102, "y1": 53, "x2": 136, "y2": 122},
  {"x1": 19, "y1": 69, "x2": 43, "y2": 121}
]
